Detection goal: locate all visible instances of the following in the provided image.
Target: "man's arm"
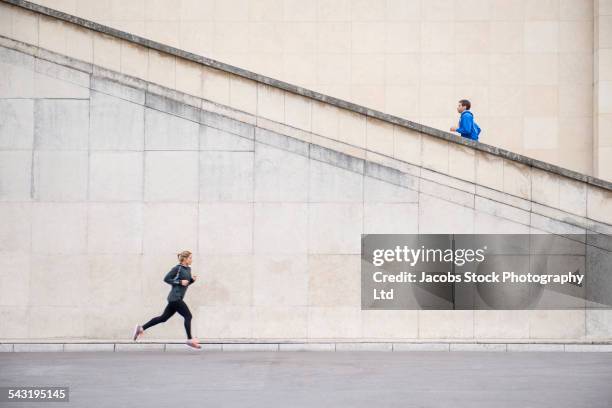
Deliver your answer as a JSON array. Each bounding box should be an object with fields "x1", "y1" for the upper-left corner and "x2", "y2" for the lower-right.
[{"x1": 455, "y1": 114, "x2": 473, "y2": 135}]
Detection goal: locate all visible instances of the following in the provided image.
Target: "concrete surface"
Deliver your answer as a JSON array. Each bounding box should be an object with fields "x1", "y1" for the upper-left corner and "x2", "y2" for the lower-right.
[
  {"x1": 2, "y1": 32, "x2": 612, "y2": 343},
  {"x1": 2, "y1": 0, "x2": 611, "y2": 188},
  {"x1": 4, "y1": 341, "x2": 612, "y2": 353},
  {"x1": 1, "y1": 351, "x2": 612, "y2": 407},
  {"x1": 2, "y1": 0, "x2": 604, "y2": 178}
]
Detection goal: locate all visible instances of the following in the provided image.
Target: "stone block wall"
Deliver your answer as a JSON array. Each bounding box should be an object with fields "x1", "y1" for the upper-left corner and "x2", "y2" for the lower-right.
[
  {"x1": 595, "y1": 0, "x2": 612, "y2": 180},
  {"x1": 1, "y1": 3, "x2": 612, "y2": 341},
  {"x1": 13, "y1": 0, "x2": 598, "y2": 177}
]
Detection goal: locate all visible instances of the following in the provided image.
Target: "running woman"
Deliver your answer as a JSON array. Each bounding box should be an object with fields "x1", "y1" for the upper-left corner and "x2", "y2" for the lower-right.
[{"x1": 133, "y1": 250, "x2": 201, "y2": 349}]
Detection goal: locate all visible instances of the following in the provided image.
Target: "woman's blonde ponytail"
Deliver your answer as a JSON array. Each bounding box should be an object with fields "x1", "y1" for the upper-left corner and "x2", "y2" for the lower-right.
[{"x1": 177, "y1": 250, "x2": 192, "y2": 263}]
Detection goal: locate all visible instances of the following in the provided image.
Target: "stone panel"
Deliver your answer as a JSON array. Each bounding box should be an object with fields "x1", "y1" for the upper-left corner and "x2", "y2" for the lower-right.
[
  {"x1": 31, "y1": 203, "x2": 87, "y2": 254},
  {"x1": 361, "y1": 310, "x2": 418, "y2": 339},
  {"x1": 87, "y1": 203, "x2": 143, "y2": 254},
  {"x1": 200, "y1": 126, "x2": 254, "y2": 151},
  {"x1": 0, "y1": 203, "x2": 31, "y2": 253},
  {"x1": 198, "y1": 255, "x2": 253, "y2": 306},
  {"x1": 419, "y1": 310, "x2": 474, "y2": 339},
  {"x1": 34, "y1": 99, "x2": 89, "y2": 150},
  {"x1": 529, "y1": 310, "x2": 586, "y2": 339},
  {"x1": 419, "y1": 193, "x2": 475, "y2": 233},
  {"x1": 254, "y1": 203, "x2": 308, "y2": 254},
  {"x1": 0, "y1": 306, "x2": 28, "y2": 338},
  {"x1": 87, "y1": 254, "x2": 142, "y2": 308},
  {"x1": 29, "y1": 306, "x2": 85, "y2": 338},
  {"x1": 309, "y1": 160, "x2": 363, "y2": 202},
  {"x1": 33, "y1": 150, "x2": 88, "y2": 201},
  {"x1": 197, "y1": 305, "x2": 252, "y2": 338},
  {"x1": 30, "y1": 254, "x2": 86, "y2": 307},
  {"x1": 200, "y1": 151, "x2": 254, "y2": 202},
  {"x1": 143, "y1": 203, "x2": 198, "y2": 254},
  {"x1": 364, "y1": 203, "x2": 418, "y2": 234},
  {"x1": 0, "y1": 254, "x2": 30, "y2": 306},
  {"x1": 0, "y1": 150, "x2": 32, "y2": 201},
  {"x1": 474, "y1": 310, "x2": 530, "y2": 339},
  {"x1": 145, "y1": 108, "x2": 199, "y2": 151},
  {"x1": 199, "y1": 203, "x2": 253, "y2": 254},
  {"x1": 587, "y1": 185, "x2": 612, "y2": 225},
  {"x1": 254, "y1": 143, "x2": 309, "y2": 202},
  {"x1": 308, "y1": 254, "x2": 360, "y2": 307},
  {"x1": 308, "y1": 307, "x2": 361, "y2": 339},
  {"x1": 364, "y1": 176, "x2": 418, "y2": 203},
  {"x1": 89, "y1": 151, "x2": 143, "y2": 201},
  {"x1": 308, "y1": 203, "x2": 363, "y2": 254},
  {"x1": 90, "y1": 91, "x2": 144, "y2": 151},
  {"x1": 253, "y1": 254, "x2": 308, "y2": 307},
  {"x1": 0, "y1": 99, "x2": 34, "y2": 149},
  {"x1": 145, "y1": 151, "x2": 199, "y2": 202},
  {"x1": 229, "y1": 76, "x2": 257, "y2": 115},
  {"x1": 252, "y1": 306, "x2": 308, "y2": 338}
]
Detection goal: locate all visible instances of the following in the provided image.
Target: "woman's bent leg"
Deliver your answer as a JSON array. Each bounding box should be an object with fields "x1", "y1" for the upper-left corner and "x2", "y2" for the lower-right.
[
  {"x1": 175, "y1": 300, "x2": 193, "y2": 339},
  {"x1": 142, "y1": 302, "x2": 177, "y2": 331}
]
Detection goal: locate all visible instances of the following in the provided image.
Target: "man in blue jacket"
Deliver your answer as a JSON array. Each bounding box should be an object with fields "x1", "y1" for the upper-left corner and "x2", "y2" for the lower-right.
[{"x1": 451, "y1": 99, "x2": 481, "y2": 141}]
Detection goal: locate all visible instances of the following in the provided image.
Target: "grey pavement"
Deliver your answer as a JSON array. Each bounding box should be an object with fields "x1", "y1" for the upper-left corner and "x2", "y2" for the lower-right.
[{"x1": 1, "y1": 351, "x2": 611, "y2": 408}]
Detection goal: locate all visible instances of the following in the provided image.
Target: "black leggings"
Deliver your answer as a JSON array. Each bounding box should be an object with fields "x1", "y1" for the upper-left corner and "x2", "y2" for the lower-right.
[{"x1": 142, "y1": 299, "x2": 193, "y2": 339}]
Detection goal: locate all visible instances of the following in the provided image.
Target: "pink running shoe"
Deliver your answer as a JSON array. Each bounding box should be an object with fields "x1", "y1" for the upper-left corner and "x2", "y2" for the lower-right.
[
  {"x1": 186, "y1": 338, "x2": 202, "y2": 349},
  {"x1": 132, "y1": 325, "x2": 143, "y2": 341}
]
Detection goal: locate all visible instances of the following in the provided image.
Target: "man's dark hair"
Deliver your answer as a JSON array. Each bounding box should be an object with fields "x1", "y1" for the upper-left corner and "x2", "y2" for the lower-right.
[{"x1": 459, "y1": 99, "x2": 471, "y2": 110}]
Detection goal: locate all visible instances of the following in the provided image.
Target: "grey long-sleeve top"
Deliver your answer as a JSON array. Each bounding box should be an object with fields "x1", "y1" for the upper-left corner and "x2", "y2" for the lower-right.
[{"x1": 164, "y1": 264, "x2": 194, "y2": 302}]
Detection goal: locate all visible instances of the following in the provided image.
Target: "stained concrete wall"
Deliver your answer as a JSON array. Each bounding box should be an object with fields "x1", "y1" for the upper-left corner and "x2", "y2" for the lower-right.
[
  {"x1": 9, "y1": 0, "x2": 598, "y2": 178},
  {"x1": 1, "y1": 35, "x2": 612, "y2": 342},
  {"x1": 595, "y1": 0, "x2": 612, "y2": 180}
]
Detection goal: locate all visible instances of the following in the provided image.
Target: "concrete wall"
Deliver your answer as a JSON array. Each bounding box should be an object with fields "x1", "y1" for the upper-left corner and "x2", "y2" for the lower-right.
[
  {"x1": 16, "y1": 0, "x2": 598, "y2": 177},
  {"x1": 1, "y1": 32, "x2": 612, "y2": 342},
  {"x1": 595, "y1": 0, "x2": 612, "y2": 180}
]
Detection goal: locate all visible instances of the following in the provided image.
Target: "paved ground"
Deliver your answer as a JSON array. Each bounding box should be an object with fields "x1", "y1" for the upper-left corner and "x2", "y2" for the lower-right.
[{"x1": 1, "y1": 351, "x2": 611, "y2": 408}]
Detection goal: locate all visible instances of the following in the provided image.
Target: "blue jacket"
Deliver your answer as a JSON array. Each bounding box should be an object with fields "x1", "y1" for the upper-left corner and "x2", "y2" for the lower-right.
[{"x1": 456, "y1": 111, "x2": 480, "y2": 141}]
